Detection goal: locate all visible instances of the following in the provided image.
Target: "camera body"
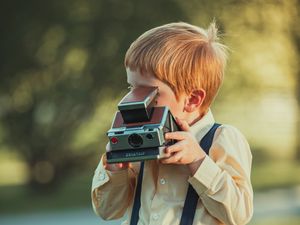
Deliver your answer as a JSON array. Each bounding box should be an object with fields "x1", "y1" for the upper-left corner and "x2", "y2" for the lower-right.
[{"x1": 106, "y1": 86, "x2": 179, "y2": 163}]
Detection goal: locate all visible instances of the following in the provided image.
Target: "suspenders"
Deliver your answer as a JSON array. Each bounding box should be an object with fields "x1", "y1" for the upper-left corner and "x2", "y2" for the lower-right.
[
  {"x1": 179, "y1": 123, "x2": 220, "y2": 225},
  {"x1": 130, "y1": 161, "x2": 145, "y2": 225},
  {"x1": 130, "y1": 123, "x2": 221, "y2": 225}
]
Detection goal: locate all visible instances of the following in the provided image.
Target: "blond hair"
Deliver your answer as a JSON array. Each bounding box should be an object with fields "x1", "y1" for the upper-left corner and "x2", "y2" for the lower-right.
[{"x1": 124, "y1": 22, "x2": 228, "y2": 109}]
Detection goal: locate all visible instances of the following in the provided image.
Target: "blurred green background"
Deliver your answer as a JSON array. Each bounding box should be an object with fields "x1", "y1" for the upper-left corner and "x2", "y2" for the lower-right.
[{"x1": 0, "y1": 0, "x2": 300, "y2": 224}]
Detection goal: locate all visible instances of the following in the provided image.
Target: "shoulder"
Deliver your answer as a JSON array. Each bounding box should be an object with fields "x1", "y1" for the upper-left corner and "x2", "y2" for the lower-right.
[
  {"x1": 211, "y1": 124, "x2": 252, "y2": 163},
  {"x1": 215, "y1": 124, "x2": 248, "y2": 143}
]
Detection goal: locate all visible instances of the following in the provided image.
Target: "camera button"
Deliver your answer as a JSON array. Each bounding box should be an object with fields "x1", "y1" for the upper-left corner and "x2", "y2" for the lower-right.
[
  {"x1": 160, "y1": 178, "x2": 166, "y2": 185},
  {"x1": 146, "y1": 133, "x2": 153, "y2": 140},
  {"x1": 111, "y1": 137, "x2": 118, "y2": 144}
]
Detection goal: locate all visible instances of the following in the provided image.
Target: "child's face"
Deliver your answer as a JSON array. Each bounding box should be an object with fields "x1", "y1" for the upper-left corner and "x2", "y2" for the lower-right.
[{"x1": 126, "y1": 69, "x2": 187, "y2": 120}]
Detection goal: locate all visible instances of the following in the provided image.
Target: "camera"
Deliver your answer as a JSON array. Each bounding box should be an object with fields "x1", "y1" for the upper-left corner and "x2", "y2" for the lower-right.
[{"x1": 106, "y1": 86, "x2": 180, "y2": 163}]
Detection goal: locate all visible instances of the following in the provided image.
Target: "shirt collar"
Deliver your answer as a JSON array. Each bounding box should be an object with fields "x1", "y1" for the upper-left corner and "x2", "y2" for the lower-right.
[{"x1": 190, "y1": 109, "x2": 215, "y2": 141}]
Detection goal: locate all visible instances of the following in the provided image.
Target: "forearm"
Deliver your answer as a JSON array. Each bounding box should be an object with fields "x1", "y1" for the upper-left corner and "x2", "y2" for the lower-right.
[
  {"x1": 189, "y1": 156, "x2": 253, "y2": 225},
  {"x1": 92, "y1": 170, "x2": 134, "y2": 219},
  {"x1": 91, "y1": 155, "x2": 137, "y2": 220}
]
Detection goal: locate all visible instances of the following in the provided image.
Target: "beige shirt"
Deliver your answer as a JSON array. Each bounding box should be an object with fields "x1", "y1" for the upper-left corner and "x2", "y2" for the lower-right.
[{"x1": 91, "y1": 110, "x2": 253, "y2": 225}]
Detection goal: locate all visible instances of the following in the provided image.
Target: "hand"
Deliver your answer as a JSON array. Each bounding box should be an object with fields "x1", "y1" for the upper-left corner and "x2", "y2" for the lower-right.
[
  {"x1": 104, "y1": 143, "x2": 130, "y2": 171},
  {"x1": 160, "y1": 118, "x2": 206, "y2": 175}
]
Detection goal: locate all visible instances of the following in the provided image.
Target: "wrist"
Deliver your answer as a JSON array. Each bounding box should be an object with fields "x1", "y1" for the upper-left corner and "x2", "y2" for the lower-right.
[{"x1": 188, "y1": 155, "x2": 206, "y2": 176}]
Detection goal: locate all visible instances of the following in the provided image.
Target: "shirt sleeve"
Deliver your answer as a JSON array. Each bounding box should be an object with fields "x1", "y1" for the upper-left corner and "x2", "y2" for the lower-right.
[
  {"x1": 188, "y1": 125, "x2": 253, "y2": 225},
  {"x1": 91, "y1": 154, "x2": 139, "y2": 220}
]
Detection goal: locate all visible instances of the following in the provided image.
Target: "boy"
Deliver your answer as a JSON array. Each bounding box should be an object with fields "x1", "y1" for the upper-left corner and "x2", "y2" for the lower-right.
[{"x1": 91, "y1": 22, "x2": 253, "y2": 225}]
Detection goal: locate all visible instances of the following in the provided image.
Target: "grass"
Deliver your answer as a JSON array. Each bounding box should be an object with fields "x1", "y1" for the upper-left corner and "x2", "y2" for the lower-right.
[
  {"x1": 249, "y1": 217, "x2": 300, "y2": 225},
  {"x1": 0, "y1": 156, "x2": 300, "y2": 215},
  {"x1": 0, "y1": 169, "x2": 94, "y2": 215},
  {"x1": 252, "y1": 160, "x2": 300, "y2": 191}
]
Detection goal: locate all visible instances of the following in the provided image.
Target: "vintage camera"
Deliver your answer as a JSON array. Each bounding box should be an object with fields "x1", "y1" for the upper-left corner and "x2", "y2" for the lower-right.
[{"x1": 106, "y1": 86, "x2": 180, "y2": 163}]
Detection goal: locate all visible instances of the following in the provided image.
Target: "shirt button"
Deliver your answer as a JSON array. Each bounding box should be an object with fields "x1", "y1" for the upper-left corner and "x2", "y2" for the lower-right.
[
  {"x1": 99, "y1": 173, "x2": 105, "y2": 180},
  {"x1": 160, "y1": 178, "x2": 166, "y2": 185},
  {"x1": 152, "y1": 213, "x2": 159, "y2": 220}
]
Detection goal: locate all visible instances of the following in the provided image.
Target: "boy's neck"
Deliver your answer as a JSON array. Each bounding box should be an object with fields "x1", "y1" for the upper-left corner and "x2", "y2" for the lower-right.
[{"x1": 188, "y1": 108, "x2": 209, "y2": 126}]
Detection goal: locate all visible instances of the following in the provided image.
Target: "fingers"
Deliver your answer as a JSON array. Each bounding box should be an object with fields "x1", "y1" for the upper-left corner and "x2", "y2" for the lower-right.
[
  {"x1": 165, "y1": 131, "x2": 187, "y2": 141},
  {"x1": 161, "y1": 151, "x2": 185, "y2": 164},
  {"x1": 175, "y1": 117, "x2": 190, "y2": 132},
  {"x1": 164, "y1": 118, "x2": 191, "y2": 141},
  {"x1": 104, "y1": 161, "x2": 129, "y2": 170},
  {"x1": 165, "y1": 141, "x2": 186, "y2": 154},
  {"x1": 162, "y1": 141, "x2": 186, "y2": 164},
  {"x1": 117, "y1": 162, "x2": 129, "y2": 169},
  {"x1": 105, "y1": 142, "x2": 129, "y2": 170}
]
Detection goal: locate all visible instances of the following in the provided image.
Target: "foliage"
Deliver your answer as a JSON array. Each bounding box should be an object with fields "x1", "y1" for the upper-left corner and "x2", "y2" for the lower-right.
[
  {"x1": 0, "y1": 0, "x2": 189, "y2": 189},
  {"x1": 0, "y1": 0, "x2": 299, "y2": 191}
]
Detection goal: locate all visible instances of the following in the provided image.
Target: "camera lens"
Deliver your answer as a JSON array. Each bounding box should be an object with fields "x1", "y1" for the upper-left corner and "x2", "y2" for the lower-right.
[{"x1": 128, "y1": 133, "x2": 143, "y2": 148}]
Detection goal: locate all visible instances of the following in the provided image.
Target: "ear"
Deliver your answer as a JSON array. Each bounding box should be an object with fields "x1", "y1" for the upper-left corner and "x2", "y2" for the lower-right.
[{"x1": 183, "y1": 89, "x2": 206, "y2": 112}]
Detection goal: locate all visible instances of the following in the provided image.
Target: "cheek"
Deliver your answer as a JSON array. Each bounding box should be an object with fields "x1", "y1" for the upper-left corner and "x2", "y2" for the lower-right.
[
  {"x1": 156, "y1": 98, "x2": 183, "y2": 117},
  {"x1": 170, "y1": 101, "x2": 184, "y2": 116},
  {"x1": 155, "y1": 90, "x2": 185, "y2": 116},
  {"x1": 156, "y1": 94, "x2": 174, "y2": 107}
]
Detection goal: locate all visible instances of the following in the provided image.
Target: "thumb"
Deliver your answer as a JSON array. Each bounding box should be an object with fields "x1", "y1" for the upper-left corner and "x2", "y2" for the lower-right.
[{"x1": 175, "y1": 117, "x2": 190, "y2": 131}]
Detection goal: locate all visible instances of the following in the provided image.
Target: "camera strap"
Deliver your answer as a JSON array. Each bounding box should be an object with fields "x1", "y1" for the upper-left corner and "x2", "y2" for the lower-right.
[{"x1": 130, "y1": 123, "x2": 221, "y2": 225}]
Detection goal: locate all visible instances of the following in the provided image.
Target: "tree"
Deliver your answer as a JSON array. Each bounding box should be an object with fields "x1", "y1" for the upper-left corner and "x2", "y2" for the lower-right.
[
  {"x1": 293, "y1": 0, "x2": 300, "y2": 159},
  {"x1": 0, "y1": 0, "x2": 188, "y2": 190}
]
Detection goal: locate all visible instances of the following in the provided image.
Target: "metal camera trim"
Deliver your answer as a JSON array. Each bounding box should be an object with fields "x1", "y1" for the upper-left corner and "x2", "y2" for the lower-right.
[
  {"x1": 107, "y1": 107, "x2": 169, "y2": 151},
  {"x1": 118, "y1": 87, "x2": 158, "y2": 111},
  {"x1": 106, "y1": 86, "x2": 179, "y2": 164}
]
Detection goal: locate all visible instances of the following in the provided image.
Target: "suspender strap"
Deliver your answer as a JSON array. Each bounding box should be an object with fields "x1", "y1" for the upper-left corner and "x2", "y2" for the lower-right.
[
  {"x1": 200, "y1": 123, "x2": 221, "y2": 154},
  {"x1": 179, "y1": 123, "x2": 221, "y2": 225},
  {"x1": 130, "y1": 123, "x2": 221, "y2": 225},
  {"x1": 130, "y1": 161, "x2": 144, "y2": 225}
]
